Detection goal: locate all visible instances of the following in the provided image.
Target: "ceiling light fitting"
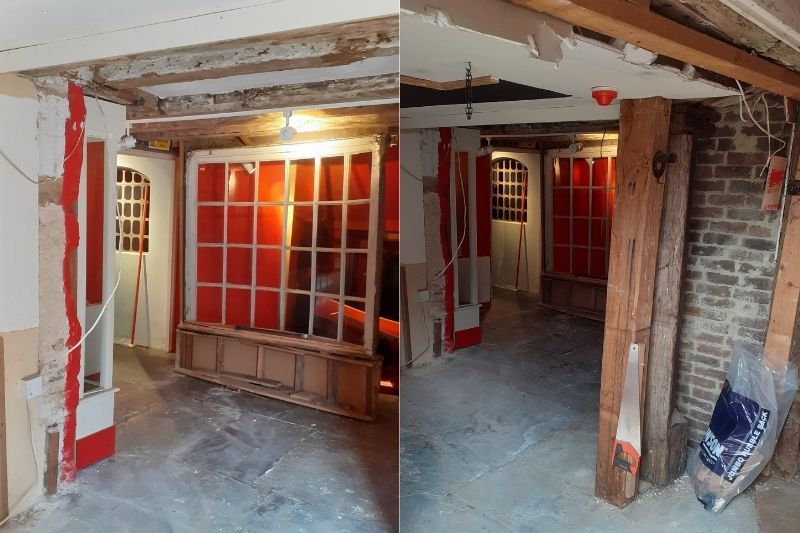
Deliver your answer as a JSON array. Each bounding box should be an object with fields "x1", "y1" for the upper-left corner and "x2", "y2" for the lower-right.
[{"x1": 279, "y1": 110, "x2": 297, "y2": 142}]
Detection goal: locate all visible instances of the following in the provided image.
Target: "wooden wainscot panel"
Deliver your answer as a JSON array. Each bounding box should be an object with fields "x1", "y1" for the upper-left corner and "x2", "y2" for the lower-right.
[
  {"x1": 175, "y1": 324, "x2": 381, "y2": 420},
  {"x1": 261, "y1": 346, "x2": 296, "y2": 387},
  {"x1": 220, "y1": 340, "x2": 258, "y2": 377},
  {"x1": 192, "y1": 334, "x2": 218, "y2": 371}
]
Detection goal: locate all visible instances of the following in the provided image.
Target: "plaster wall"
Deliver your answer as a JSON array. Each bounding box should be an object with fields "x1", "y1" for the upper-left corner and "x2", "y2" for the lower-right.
[{"x1": 114, "y1": 153, "x2": 176, "y2": 351}]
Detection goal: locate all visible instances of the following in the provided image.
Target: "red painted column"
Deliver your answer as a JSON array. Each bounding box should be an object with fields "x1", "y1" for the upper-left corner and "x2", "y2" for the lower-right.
[
  {"x1": 437, "y1": 128, "x2": 454, "y2": 353},
  {"x1": 61, "y1": 82, "x2": 86, "y2": 483}
]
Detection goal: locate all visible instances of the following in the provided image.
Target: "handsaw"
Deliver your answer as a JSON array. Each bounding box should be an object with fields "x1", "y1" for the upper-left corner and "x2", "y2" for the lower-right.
[{"x1": 612, "y1": 342, "x2": 641, "y2": 498}]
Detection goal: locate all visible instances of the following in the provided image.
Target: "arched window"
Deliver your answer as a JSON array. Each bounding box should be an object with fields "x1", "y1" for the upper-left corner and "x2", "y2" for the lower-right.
[
  {"x1": 491, "y1": 158, "x2": 527, "y2": 222},
  {"x1": 116, "y1": 167, "x2": 150, "y2": 253}
]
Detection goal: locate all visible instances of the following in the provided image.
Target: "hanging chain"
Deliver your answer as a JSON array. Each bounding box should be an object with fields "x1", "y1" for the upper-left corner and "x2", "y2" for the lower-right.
[{"x1": 465, "y1": 62, "x2": 473, "y2": 120}]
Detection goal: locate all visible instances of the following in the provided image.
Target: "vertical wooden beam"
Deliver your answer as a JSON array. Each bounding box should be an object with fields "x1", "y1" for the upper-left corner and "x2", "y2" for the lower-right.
[
  {"x1": 766, "y1": 196, "x2": 800, "y2": 475},
  {"x1": 45, "y1": 429, "x2": 60, "y2": 496},
  {"x1": 400, "y1": 265, "x2": 413, "y2": 365},
  {"x1": 170, "y1": 141, "x2": 186, "y2": 352},
  {"x1": 595, "y1": 97, "x2": 671, "y2": 508},
  {"x1": 641, "y1": 133, "x2": 693, "y2": 486},
  {"x1": 364, "y1": 134, "x2": 388, "y2": 356},
  {"x1": 0, "y1": 338, "x2": 7, "y2": 521}
]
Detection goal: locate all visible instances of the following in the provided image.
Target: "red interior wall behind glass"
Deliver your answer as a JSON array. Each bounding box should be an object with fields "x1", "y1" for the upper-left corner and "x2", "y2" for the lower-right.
[{"x1": 86, "y1": 142, "x2": 105, "y2": 305}]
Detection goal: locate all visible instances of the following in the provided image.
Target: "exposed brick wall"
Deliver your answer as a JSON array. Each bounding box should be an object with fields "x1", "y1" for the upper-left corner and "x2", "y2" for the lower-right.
[{"x1": 676, "y1": 94, "x2": 792, "y2": 446}]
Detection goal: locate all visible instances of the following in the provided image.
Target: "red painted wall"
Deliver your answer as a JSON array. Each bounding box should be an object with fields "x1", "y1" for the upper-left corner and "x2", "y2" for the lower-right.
[
  {"x1": 476, "y1": 154, "x2": 492, "y2": 258},
  {"x1": 385, "y1": 144, "x2": 399, "y2": 234},
  {"x1": 85, "y1": 142, "x2": 105, "y2": 305}
]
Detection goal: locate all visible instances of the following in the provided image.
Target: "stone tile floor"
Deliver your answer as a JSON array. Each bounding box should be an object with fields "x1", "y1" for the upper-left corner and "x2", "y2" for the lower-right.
[
  {"x1": 400, "y1": 288, "x2": 796, "y2": 532},
  {"x1": 8, "y1": 345, "x2": 398, "y2": 533}
]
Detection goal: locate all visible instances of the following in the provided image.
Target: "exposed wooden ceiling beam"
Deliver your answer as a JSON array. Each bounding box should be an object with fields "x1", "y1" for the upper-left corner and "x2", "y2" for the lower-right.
[
  {"x1": 507, "y1": 0, "x2": 800, "y2": 98},
  {"x1": 19, "y1": 16, "x2": 398, "y2": 90},
  {"x1": 128, "y1": 73, "x2": 399, "y2": 120},
  {"x1": 400, "y1": 75, "x2": 499, "y2": 90},
  {"x1": 130, "y1": 104, "x2": 397, "y2": 141},
  {"x1": 479, "y1": 119, "x2": 619, "y2": 136}
]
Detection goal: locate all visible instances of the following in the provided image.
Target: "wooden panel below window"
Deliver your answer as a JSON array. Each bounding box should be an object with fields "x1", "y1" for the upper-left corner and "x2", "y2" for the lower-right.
[
  {"x1": 540, "y1": 272, "x2": 607, "y2": 322},
  {"x1": 176, "y1": 324, "x2": 381, "y2": 420}
]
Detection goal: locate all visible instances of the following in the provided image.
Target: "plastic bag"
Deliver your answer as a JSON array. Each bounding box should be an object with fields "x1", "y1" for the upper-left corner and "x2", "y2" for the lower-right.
[{"x1": 687, "y1": 342, "x2": 798, "y2": 512}]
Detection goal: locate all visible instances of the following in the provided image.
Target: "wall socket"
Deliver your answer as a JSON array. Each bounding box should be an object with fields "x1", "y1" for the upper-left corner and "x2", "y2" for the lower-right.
[
  {"x1": 22, "y1": 375, "x2": 43, "y2": 400},
  {"x1": 417, "y1": 289, "x2": 430, "y2": 302}
]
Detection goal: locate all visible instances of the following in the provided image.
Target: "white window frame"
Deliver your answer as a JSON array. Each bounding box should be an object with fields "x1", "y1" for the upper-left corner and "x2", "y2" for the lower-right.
[
  {"x1": 116, "y1": 167, "x2": 151, "y2": 254},
  {"x1": 185, "y1": 137, "x2": 383, "y2": 350},
  {"x1": 544, "y1": 146, "x2": 618, "y2": 277},
  {"x1": 491, "y1": 157, "x2": 528, "y2": 223}
]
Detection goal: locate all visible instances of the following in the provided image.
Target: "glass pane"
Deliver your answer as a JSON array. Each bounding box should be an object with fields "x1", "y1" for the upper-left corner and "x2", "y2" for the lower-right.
[
  {"x1": 289, "y1": 159, "x2": 315, "y2": 202},
  {"x1": 554, "y1": 158, "x2": 570, "y2": 187},
  {"x1": 553, "y1": 189, "x2": 570, "y2": 217},
  {"x1": 256, "y1": 249, "x2": 282, "y2": 288},
  {"x1": 197, "y1": 206, "x2": 224, "y2": 243},
  {"x1": 228, "y1": 163, "x2": 255, "y2": 202},
  {"x1": 346, "y1": 204, "x2": 370, "y2": 249},
  {"x1": 198, "y1": 163, "x2": 226, "y2": 202},
  {"x1": 313, "y1": 296, "x2": 339, "y2": 340},
  {"x1": 573, "y1": 189, "x2": 589, "y2": 217},
  {"x1": 317, "y1": 204, "x2": 342, "y2": 248},
  {"x1": 227, "y1": 206, "x2": 253, "y2": 244},
  {"x1": 315, "y1": 252, "x2": 341, "y2": 295},
  {"x1": 591, "y1": 219, "x2": 609, "y2": 248},
  {"x1": 257, "y1": 206, "x2": 284, "y2": 246},
  {"x1": 196, "y1": 286, "x2": 222, "y2": 323},
  {"x1": 572, "y1": 247, "x2": 589, "y2": 276},
  {"x1": 573, "y1": 159, "x2": 590, "y2": 186},
  {"x1": 285, "y1": 293, "x2": 311, "y2": 335},
  {"x1": 553, "y1": 246, "x2": 570, "y2": 274},
  {"x1": 254, "y1": 290, "x2": 280, "y2": 330},
  {"x1": 197, "y1": 247, "x2": 223, "y2": 283},
  {"x1": 287, "y1": 250, "x2": 312, "y2": 290},
  {"x1": 591, "y1": 190, "x2": 607, "y2": 218},
  {"x1": 226, "y1": 247, "x2": 252, "y2": 285},
  {"x1": 348, "y1": 152, "x2": 372, "y2": 199},
  {"x1": 225, "y1": 288, "x2": 251, "y2": 327},
  {"x1": 553, "y1": 219, "x2": 569, "y2": 246},
  {"x1": 258, "y1": 160, "x2": 285, "y2": 202},
  {"x1": 573, "y1": 219, "x2": 589, "y2": 246},
  {"x1": 342, "y1": 300, "x2": 365, "y2": 345},
  {"x1": 344, "y1": 253, "x2": 367, "y2": 298},
  {"x1": 289, "y1": 205, "x2": 314, "y2": 247},
  {"x1": 319, "y1": 156, "x2": 344, "y2": 202},
  {"x1": 590, "y1": 249, "x2": 607, "y2": 278},
  {"x1": 592, "y1": 158, "x2": 607, "y2": 187}
]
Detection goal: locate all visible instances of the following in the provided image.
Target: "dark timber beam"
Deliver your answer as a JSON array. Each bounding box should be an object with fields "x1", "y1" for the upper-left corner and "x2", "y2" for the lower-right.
[
  {"x1": 479, "y1": 120, "x2": 619, "y2": 137},
  {"x1": 20, "y1": 17, "x2": 398, "y2": 90},
  {"x1": 507, "y1": 0, "x2": 800, "y2": 99},
  {"x1": 127, "y1": 73, "x2": 399, "y2": 120},
  {"x1": 595, "y1": 97, "x2": 672, "y2": 508}
]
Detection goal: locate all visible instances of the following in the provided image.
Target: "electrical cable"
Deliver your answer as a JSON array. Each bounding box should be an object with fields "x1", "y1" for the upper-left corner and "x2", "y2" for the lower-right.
[
  {"x1": 735, "y1": 80, "x2": 787, "y2": 180},
  {"x1": 432, "y1": 136, "x2": 468, "y2": 280},
  {"x1": 0, "y1": 121, "x2": 85, "y2": 185},
  {"x1": 59, "y1": 95, "x2": 124, "y2": 359}
]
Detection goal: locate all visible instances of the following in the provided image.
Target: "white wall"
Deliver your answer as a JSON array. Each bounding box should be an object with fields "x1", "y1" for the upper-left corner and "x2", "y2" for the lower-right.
[
  {"x1": 491, "y1": 150, "x2": 541, "y2": 295},
  {"x1": 0, "y1": 74, "x2": 44, "y2": 516},
  {"x1": 400, "y1": 131, "x2": 427, "y2": 265},
  {"x1": 0, "y1": 74, "x2": 39, "y2": 331},
  {"x1": 114, "y1": 153, "x2": 176, "y2": 351}
]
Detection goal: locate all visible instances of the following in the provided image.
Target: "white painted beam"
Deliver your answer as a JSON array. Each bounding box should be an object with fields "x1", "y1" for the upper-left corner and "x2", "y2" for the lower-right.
[
  {"x1": 718, "y1": 0, "x2": 800, "y2": 54},
  {"x1": 0, "y1": 0, "x2": 398, "y2": 73}
]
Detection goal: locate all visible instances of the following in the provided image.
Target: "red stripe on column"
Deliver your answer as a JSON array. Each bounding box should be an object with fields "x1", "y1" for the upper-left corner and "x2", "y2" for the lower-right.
[
  {"x1": 61, "y1": 82, "x2": 86, "y2": 483},
  {"x1": 438, "y1": 128, "x2": 454, "y2": 354},
  {"x1": 454, "y1": 326, "x2": 481, "y2": 349},
  {"x1": 76, "y1": 426, "x2": 116, "y2": 470}
]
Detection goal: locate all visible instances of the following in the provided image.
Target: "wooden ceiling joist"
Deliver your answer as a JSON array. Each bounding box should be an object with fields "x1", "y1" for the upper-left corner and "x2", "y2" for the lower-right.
[
  {"x1": 130, "y1": 104, "x2": 398, "y2": 142},
  {"x1": 20, "y1": 16, "x2": 399, "y2": 90},
  {"x1": 400, "y1": 74, "x2": 499, "y2": 90},
  {"x1": 479, "y1": 119, "x2": 619, "y2": 136},
  {"x1": 127, "y1": 73, "x2": 399, "y2": 120},
  {"x1": 507, "y1": 0, "x2": 800, "y2": 99}
]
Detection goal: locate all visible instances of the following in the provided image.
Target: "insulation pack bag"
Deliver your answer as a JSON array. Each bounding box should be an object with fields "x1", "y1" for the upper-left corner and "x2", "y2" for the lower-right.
[{"x1": 687, "y1": 342, "x2": 798, "y2": 512}]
